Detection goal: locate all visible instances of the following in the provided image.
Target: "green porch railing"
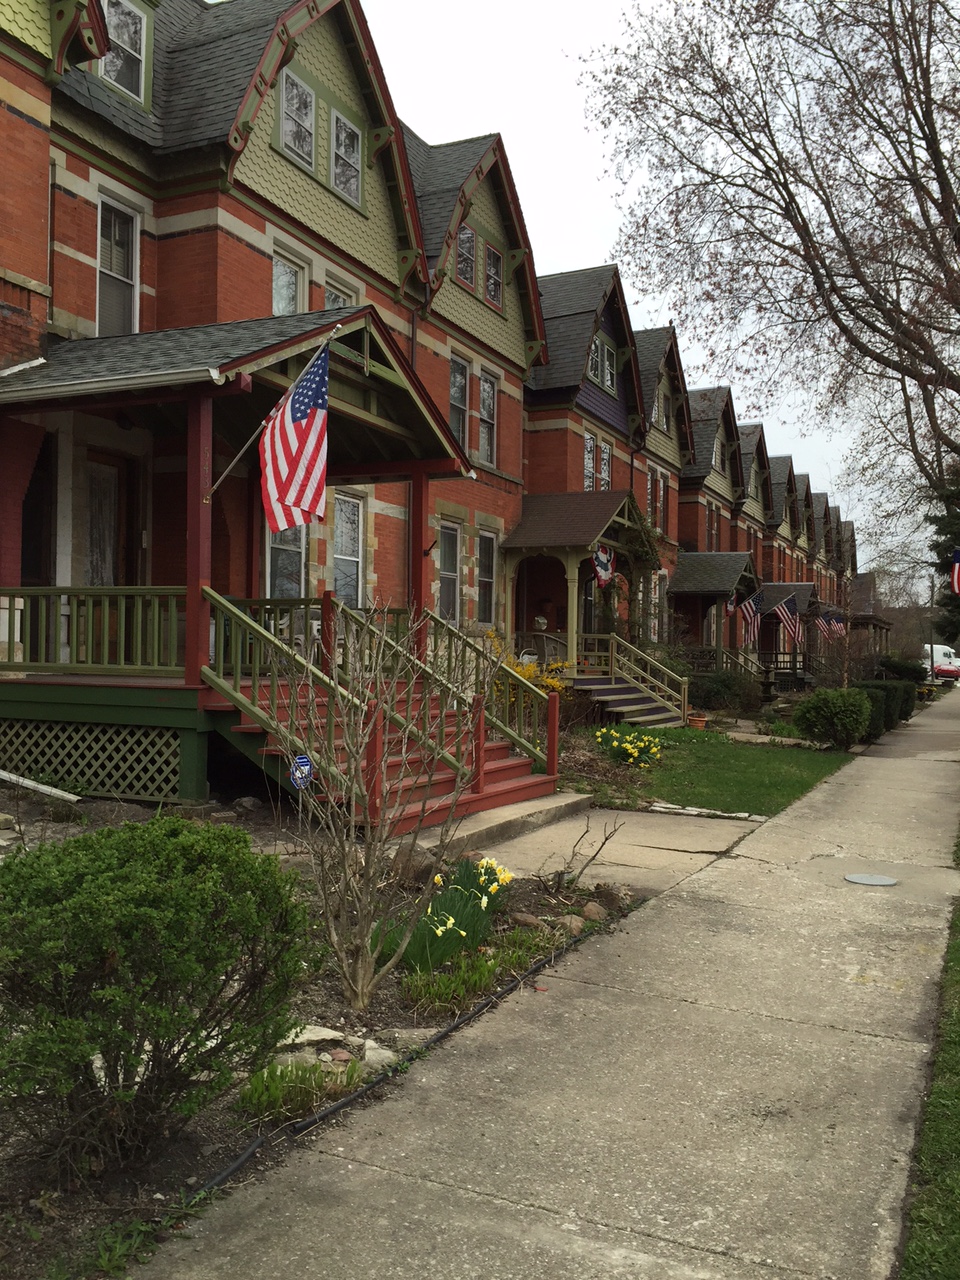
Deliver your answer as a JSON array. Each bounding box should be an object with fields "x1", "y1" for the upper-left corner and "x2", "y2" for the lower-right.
[
  {"x1": 578, "y1": 633, "x2": 689, "y2": 722},
  {"x1": 683, "y1": 645, "x2": 764, "y2": 678},
  {"x1": 0, "y1": 587, "x2": 187, "y2": 674},
  {"x1": 423, "y1": 611, "x2": 554, "y2": 771}
]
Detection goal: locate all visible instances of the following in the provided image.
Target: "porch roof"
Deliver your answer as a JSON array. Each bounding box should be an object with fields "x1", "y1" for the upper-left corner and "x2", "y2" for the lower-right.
[
  {"x1": 501, "y1": 490, "x2": 634, "y2": 550},
  {"x1": 667, "y1": 552, "x2": 759, "y2": 596},
  {"x1": 761, "y1": 582, "x2": 819, "y2": 614}
]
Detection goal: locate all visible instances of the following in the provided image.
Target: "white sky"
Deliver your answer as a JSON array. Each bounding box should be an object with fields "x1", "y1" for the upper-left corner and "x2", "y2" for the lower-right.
[{"x1": 360, "y1": 0, "x2": 864, "y2": 535}]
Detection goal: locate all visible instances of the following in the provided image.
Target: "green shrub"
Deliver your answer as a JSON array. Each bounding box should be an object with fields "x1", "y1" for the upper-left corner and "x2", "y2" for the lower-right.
[
  {"x1": 856, "y1": 685, "x2": 887, "y2": 741},
  {"x1": 688, "y1": 670, "x2": 762, "y2": 714},
  {"x1": 0, "y1": 816, "x2": 310, "y2": 1175},
  {"x1": 878, "y1": 655, "x2": 927, "y2": 684},
  {"x1": 793, "y1": 687, "x2": 871, "y2": 750},
  {"x1": 237, "y1": 1058, "x2": 363, "y2": 1125},
  {"x1": 857, "y1": 680, "x2": 902, "y2": 731},
  {"x1": 897, "y1": 680, "x2": 918, "y2": 720}
]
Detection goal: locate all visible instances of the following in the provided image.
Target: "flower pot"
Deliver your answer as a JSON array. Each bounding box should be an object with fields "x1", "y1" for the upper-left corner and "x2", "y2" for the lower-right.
[{"x1": 687, "y1": 714, "x2": 708, "y2": 730}]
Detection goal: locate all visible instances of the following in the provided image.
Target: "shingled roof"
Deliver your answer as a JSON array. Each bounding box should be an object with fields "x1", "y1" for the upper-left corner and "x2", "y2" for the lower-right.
[
  {"x1": 761, "y1": 583, "x2": 819, "y2": 614},
  {"x1": 768, "y1": 456, "x2": 797, "y2": 528},
  {"x1": 58, "y1": 0, "x2": 284, "y2": 152},
  {"x1": 633, "y1": 326, "x2": 674, "y2": 423},
  {"x1": 527, "y1": 265, "x2": 617, "y2": 391},
  {"x1": 667, "y1": 552, "x2": 759, "y2": 596},
  {"x1": 501, "y1": 491, "x2": 632, "y2": 549},
  {"x1": 684, "y1": 387, "x2": 732, "y2": 482},
  {"x1": 738, "y1": 421, "x2": 763, "y2": 477},
  {"x1": 400, "y1": 125, "x2": 497, "y2": 264}
]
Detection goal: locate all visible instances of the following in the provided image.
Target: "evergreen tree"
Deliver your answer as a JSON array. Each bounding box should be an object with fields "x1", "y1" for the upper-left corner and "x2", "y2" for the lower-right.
[{"x1": 926, "y1": 497, "x2": 960, "y2": 645}]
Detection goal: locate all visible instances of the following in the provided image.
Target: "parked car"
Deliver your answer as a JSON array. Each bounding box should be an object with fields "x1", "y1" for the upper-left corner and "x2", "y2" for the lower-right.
[{"x1": 928, "y1": 661, "x2": 960, "y2": 683}]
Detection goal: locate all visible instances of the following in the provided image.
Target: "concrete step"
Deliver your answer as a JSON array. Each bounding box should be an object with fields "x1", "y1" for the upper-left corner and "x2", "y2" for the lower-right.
[{"x1": 414, "y1": 789, "x2": 592, "y2": 859}]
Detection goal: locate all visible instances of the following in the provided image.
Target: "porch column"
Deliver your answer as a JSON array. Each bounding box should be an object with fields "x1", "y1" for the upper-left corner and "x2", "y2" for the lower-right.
[
  {"x1": 0, "y1": 416, "x2": 46, "y2": 585},
  {"x1": 503, "y1": 549, "x2": 519, "y2": 651},
  {"x1": 409, "y1": 467, "x2": 430, "y2": 614},
  {"x1": 714, "y1": 598, "x2": 724, "y2": 670},
  {"x1": 185, "y1": 393, "x2": 213, "y2": 685},
  {"x1": 565, "y1": 554, "x2": 579, "y2": 671}
]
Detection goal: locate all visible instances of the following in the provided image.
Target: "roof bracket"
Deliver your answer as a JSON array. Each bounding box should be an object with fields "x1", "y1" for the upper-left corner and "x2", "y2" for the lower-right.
[
  {"x1": 396, "y1": 248, "x2": 423, "y2": 298},
  {"x1": 524, "y1": 339, "x2": 545, "y2": 372},
  {"x1": 504, "y1": 248, "x2": 526, "y2": 285},
  {"x1": 369, "y1": 125, "x2": 395, "y2": 166},
  {"x1": 616, "y1": 346, "x2": 632, "y2": 373}
]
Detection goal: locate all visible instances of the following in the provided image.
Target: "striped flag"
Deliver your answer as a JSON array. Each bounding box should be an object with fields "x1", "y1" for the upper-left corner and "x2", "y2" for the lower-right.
[
  {"x1": 830, "y1": 615, "x2": 846, "y2": 637},
  {"x1": 739, "y1": 588, "x2": 764, "y2": 645},
  {"x1": 259, "y1": 346, "x2": 329, "y2": 533},
  {"x1": 951, "y1": 548, "x2": 960, "y2": 595},
  {"x1": 814, "y1": 614, "x2": 832, "y2": 640},
  {"x1": 774, "y1": 593, "x2": 804, "y2": 647}
]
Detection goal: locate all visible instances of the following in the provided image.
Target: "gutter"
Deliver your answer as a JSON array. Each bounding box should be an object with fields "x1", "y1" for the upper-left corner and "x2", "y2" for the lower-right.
[{"x1": 0, "y1": 365, "x2": 230, "y2": 405}]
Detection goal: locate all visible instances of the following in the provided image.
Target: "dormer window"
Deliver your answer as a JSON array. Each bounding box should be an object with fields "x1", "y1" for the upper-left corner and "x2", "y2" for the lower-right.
[
  {"x1": 661, "y1": 389, "x2": 672, "y2": 431},
  {"x1": 713, "y1": 435, "x2": 727, "y2": 471},
  {"x1": 485, "y1": 245, "x2": 503, "y2": 309},
  {"x1": 282, "y1": 71, "x2": 315, "y2": 167},
  {"x1": 101, "y1": 0, "x2": 147, "y2": 103},
  {"x1": 332, "y1": 110, "x2": 362, "y2": 205},
  {"x1": 588, "y1": 336, "x2": 617, "y2": 396},
  {"x1": 457, "y1": 226, "x2": 476, "y2": 288}
]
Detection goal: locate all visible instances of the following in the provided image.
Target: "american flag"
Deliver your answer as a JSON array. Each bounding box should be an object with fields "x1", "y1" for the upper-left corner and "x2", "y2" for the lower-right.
[
  {"x1": 814, "y1": 614, "x2": 832, "y2": 640},
  {"x1": 951, "y1": 548, "x2": 960, "y2": 595},
  {"x1": 830, "y1": 615, "x2": 846, "y2": 637},
  {"x1": 774, "y1": 593, "x2": 804, "y2": 647},
  {"x1": 259, "y1": 346, "x2": 329, "y2": 533},
  {"x1": 739, "y1": 588, "x2": 764, "y2": 645}
]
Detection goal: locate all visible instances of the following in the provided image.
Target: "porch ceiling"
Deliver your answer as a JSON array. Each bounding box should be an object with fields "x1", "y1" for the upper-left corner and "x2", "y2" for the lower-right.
[
  {"x1": 502, "y1": 490, "x2": 641, "y2": 552},
  {"x1": 0, "y1": 307, "x2": 470, "y2": 480}
]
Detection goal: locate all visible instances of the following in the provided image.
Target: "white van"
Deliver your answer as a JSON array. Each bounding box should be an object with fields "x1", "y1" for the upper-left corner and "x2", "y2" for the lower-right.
[{"x1": 923, "y1": 644, "x2": 960, "y2": 682}]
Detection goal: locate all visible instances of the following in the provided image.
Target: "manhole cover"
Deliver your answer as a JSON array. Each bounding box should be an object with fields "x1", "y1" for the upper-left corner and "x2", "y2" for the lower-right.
[{"x1": 844, "y1": 873, "x2": 898, "y2": 886}]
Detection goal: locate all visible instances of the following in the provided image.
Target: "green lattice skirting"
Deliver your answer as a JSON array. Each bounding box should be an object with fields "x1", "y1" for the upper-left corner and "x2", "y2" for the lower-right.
[{"x1": 0, "y1": 719, "x2": 180, "y2": 801}]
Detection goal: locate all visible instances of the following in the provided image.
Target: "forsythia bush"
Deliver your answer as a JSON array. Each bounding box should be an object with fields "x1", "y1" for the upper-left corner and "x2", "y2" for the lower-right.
[{"x1": 0, "y1": 817, "x2": 310, "y2": 1175}]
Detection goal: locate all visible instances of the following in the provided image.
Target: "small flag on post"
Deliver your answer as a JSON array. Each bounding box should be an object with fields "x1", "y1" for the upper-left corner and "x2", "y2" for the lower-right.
[
  {"x1": 773, "y1": 593, "x2": 804, "y2": 647},
  {"x1": 739, "y1": 588, "x2": 764, "y2": 645},
  {"x1": 951, "y1": 548, "x2": 960, "y2": 595},
  {"x1": 259, "y1": 346, "x2": 329, "y2": 533},
  {"x1": 592, "y1": 545, "x2": 616, "y2": 586}
]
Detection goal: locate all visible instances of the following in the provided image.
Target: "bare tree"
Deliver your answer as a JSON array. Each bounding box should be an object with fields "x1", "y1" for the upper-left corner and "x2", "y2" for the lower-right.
[{"x1": 587, "y1": 0, "x2": 960, "y2": 503}]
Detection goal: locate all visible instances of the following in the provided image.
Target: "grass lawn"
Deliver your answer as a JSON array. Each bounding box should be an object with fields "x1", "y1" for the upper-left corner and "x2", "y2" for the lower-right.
[
  {"x1": 898, "y1": 891, "x2": 960, "y2": 1279},
  {"x1": 560, "y1": 725, "x2": 851, "y2": 816}
]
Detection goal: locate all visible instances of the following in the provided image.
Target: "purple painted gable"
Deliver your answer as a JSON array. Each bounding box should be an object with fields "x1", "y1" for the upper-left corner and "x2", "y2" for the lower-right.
[{"x1": 574, "y1": 305, "x2": 630, "y2": 435}]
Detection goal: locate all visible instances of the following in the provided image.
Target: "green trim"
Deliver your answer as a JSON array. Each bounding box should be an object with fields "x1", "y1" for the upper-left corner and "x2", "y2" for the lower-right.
[
  {"x1": 0, "y1": 683, "x2": 211, "y2": 729},
  {"x1": 177, "y1": 728, "x2": 209, "y2": 802},
  {"x1": 49, "y1": 127, "x2": 156, "y2": 196},
  {"x1": 0, "y1": 34, "x2": 49, "y2": 77},
  {"x1": 270, "y1": 59, "x2": 368, "y2": 217}
]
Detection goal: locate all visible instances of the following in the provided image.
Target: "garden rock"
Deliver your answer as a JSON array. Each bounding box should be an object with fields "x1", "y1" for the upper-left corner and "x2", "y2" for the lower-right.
[
  {"x1": 510, "y1": 911, "x2": 544, "y2": 929},
  {"x1": 592, "y1": 883, "x2": 632, "y2": 913},
  {"x1": 582, "y1": 901, "x2": 608, "y2": 923},
  {"x1": 556, "y1": 914, "x2": 585, "y2": 937},
  {"x1": 362, "y1": 1044, "x2": 399, "y2": 1074},
  {"x1": 285, "y1": 1025, "x2": 346, "y2": 1047},
  {"x1": 377, "y1": 1027, "x2": 440, "y2": 1051},
  {"x1": 392, "y1": 842, "x2": 435, "y2": 885},
  {"x1": 273, "y1": 1050, "x2": 318, "y2": 1068},
  {"x1": 234, "y1": 796, "x2": 262, "y2": 812},
  {"x1": 0, "y1": 812, "x2": 14, "y2": 829}
]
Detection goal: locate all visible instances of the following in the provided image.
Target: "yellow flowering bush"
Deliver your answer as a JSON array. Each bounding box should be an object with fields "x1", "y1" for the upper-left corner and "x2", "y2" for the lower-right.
[
  {"x1": 485, "y1": 631, "x2": 569, "y2": 697},
  {"x1": 595, "y1": 726, "x2": 662, "y2": 770}
]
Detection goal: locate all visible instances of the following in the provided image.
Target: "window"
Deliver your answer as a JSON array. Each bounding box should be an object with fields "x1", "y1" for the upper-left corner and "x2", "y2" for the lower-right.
[
  {"x1": 281, "y1": 70, "x2": 315, "y2": 166},
  {"x1": 477, "y1": 532, "x2": 496, "y2": 626},
  {"x1": 584, "y1": 432, "x2": 596, "y2": 490},
  {"x1": 102, "y1": 0, "x2": 145, "y2": 101},
  {"x1": 485, "y1": 245, "x2": 503, "y2": 308},
  {"x1": 706, "y1": 502, "x2": 721, "y2": 551},
  {"x1": 267, "y1": 527, "x2": 305, "y2": 599},
  {"x1": 478, "y1": 372, "x2": 497, "y2": 465},
  {"x1": 588, "y1": 336, "x2": 617, "y2": 395},
  {"x1": 324, "y1": 279, "x2": 355, "y2": 310},
  {"x1": 713, "y1": 435, "x2": 726, "y2": 471},
  {"x1": 661, "y1": 389, "x2": 672, "y2": 432},
  {"x1": 438, "y1": 522, "x2": 460, "y2": 623},
  {"x1": 272, "y1": 256, "x2": 302, "y2": 316},
  {"x1": 334, "y1": 494, "x2": 363, "y2": 609},
  {"x1": 598, "y1": 441, "x2": 612, "y2": 490},
  {"x1": 450, "y1": 358, "x2": 468, "y2": 447},
  {"x1": 456, "y1": 225, "x2": 476, "y2": 288},
  {"x1": 98, "y1": 201, "x2": 137, "y2": 337},
  {"x1": 648, "y1": 468, "x2": 669, "y2": 533},
  {"x1": 331, "y1": 110, "x2": 361, "y2": 205}
]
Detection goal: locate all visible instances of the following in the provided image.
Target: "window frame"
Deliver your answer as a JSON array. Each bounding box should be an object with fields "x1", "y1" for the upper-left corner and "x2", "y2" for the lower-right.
[
  {"x1": 272, "y1": 253, "x2": 304, "y2": 317},
  {"x1": 660, "y1": 388, "x2": 672, "y2": 433},
  {"x1": 587, "y1": 335, "x2": 618, "y2": 397},
  {"x1": 97, "y1": 198, "x2": 139, "y2": 338},
  {"x1": 333, "y1": 493, "x2": 364, "y2": 610},
  {"x1": 584, "y1": 431, "x2": 596, "y2": 490},
  {"x1": 456, "y1": 224, "x2": 477, "y2": 290},
  {"x1": 484, "y1": 243, "x2": 503, "y2": 311},
  {"x1": 330, "y1": 107, "x2": 363, "y2": 207},
  {"x1": 478, "y1": 371, "x2": 497, "y2": 466},
  {"x1": 280, "y1": 68, "x2": 316, "y2": 170},
  {"x1": 438, "y1": 521, "x2": 460, "y2": 624},
  {"x1": 324, "y1": 276, "x2": 356, "y2": 310},
  {"x1": 598, "y1": 440, "x2": 612, "y2": 491},
  {"x1": 99, "y1": 0, "x2": 149, "y2": 105},
  {"x1": 265, "y1": 525, "x2": 307, "y2": 600},
  {"x1": 477, "y1": 531, "x2": 496, "y2": 627},
  {"x1": 449, "y1": 356, "x2": 469, "y2": 448}
]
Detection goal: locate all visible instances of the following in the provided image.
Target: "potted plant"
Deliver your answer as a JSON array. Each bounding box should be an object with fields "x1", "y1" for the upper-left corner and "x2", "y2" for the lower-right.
[{"x1": 686, "y1": 710, "x2": 708, "y2": 730}]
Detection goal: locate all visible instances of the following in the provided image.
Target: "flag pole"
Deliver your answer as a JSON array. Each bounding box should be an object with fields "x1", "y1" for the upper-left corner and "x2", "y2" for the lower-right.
[{"x1": 203, "y1": 324, "x2": 341, "y2": 504}]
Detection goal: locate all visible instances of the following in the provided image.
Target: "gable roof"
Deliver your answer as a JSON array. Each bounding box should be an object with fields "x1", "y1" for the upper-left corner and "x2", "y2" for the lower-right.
[
  {"x1": 683, "y1": 385, "x2": 743, "y2": 491},
  {"x1": 528, "y1": 265, "x2": 619, "y2": 390},
  {"x1": 400, "y1": 126, "x2": 497, "y2": 264},
  {"x1": 667, "y1": 552, "x2": 759, "y2": 596},
  {"x1": 633, "y1": 324, "x2": 695, "y2": 460},
  {"x1": 811, "y1": 491, "x2": 832, "y2": 556},
  {"x1": 761, "y1": 582, "x2": 819, "y2": 615},
  {"x1": 501, "y1": 490, "x2": 634, "y2": 550},
  {"x1": 768, "y1": 455, "x2": 798, "y2": 531}
]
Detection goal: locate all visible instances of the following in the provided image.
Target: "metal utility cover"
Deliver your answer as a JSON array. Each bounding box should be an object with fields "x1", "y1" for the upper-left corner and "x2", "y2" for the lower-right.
[{"x1": 844, "y1": 873, "x2": 899, "y2": 886}]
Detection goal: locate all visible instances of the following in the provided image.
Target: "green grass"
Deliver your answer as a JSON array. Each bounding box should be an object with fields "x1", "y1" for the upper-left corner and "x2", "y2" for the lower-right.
[
  {"x1": 898, "y1": 900, "x2": 960, "y2": 1278},
  {"x1": 647, "y1": 728, "x2": 849, "y2": 815}
]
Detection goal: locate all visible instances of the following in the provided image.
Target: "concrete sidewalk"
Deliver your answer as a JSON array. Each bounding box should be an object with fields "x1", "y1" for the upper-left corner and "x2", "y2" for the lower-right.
[{"x1": 146, "y1": 697, "x2": 960, "y2": 1280}]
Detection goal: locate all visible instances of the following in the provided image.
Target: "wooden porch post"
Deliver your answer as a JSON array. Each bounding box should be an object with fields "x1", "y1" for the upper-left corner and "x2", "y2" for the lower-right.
[
  {"x1": 185, "y1": 394, "x2": 213, "y2": 685},
  {"x1": 565, "y1": 554, "x2": 579, "y2": 672},
  {"x1": 715, "y1": 597, "x2": 724, "y2": 671}
]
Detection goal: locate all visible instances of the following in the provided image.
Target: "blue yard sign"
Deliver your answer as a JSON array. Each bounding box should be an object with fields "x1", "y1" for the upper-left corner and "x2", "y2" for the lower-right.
[{"x1": 290, "y1": 754, "x2": 314, "y2": 789}]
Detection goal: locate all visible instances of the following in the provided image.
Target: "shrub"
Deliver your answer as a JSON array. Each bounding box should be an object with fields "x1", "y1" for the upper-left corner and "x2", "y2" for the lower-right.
[
  {"x1": 857, "y1": 680, "x2": 902, "y2": 731},
  {"x1": 878, "y1": 655, "x2": 927, "y2": 684},
  {"x1": 793, "y1": 687, "x2": 871, "y2": 750},
  {"x1": 0, "y1": 817, "x2": 311, "y2": 1175},
  {"x1": 689, "y1": 670, "x2": 762, "y2": 714},
  {"x1": 237, "y1": 1058, "x2": 364, "y2": 1125},
  {"x1": 856, "y1": 685, "x2": 887, "y2": 741}
]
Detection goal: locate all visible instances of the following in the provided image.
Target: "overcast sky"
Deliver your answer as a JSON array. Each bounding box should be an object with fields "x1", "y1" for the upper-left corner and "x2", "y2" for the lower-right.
[{"x1": 360, "y1": 0, "x2": 866, "y2": 531}]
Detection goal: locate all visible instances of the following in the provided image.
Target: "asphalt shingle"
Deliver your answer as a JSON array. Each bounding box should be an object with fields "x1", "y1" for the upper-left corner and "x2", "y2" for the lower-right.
[
  {"x1": 501, "y1": 491, "x2": 632, "y2": 549},
  {"x1": 667, "y1": 552, "x2": 758, "y2": 596}
]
